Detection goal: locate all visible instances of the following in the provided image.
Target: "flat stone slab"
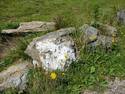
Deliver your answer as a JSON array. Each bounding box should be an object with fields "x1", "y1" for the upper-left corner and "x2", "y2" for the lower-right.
[{"x1": 1, "y1": 21, "x2": 56, "y2": 34}]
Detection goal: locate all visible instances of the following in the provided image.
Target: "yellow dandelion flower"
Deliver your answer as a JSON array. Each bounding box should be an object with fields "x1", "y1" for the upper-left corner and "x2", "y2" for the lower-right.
[{"x1": 50, "y1": 72, "x2": 57, "y2": 80}]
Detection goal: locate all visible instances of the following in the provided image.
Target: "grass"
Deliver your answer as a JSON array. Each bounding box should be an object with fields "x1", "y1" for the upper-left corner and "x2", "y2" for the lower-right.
[
  {"x1": 0, "y1": 0, "x2": 125, "y2": 94},
  {"x1": 0, "y1": 22, "x2": 19, "y2": 32}
]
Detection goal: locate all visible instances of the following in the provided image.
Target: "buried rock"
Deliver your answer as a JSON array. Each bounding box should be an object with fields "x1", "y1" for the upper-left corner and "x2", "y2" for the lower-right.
[
  {"x1": 79, "y1": 24, "x2": 117, "y2": 48},
  {"x1": 1, "y1": 21, "x2": 56, "y2": 34},
  {"x1": 25, "y1": 27, "x2": 76, "y2": 71},
  {"x1": 0, "y1": 60, "x2": 31, "y2": 91},
  {"x1": 117, "y1": 10, "x2": 125, "y2": 24},
  {"x1": 90, "y1": 35, "x2": 113, "y2": 48}
]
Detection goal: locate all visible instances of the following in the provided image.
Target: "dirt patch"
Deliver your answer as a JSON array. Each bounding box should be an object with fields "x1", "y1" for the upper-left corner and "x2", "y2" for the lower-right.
[{"x1": 0, "y1": 35, "x2": 20, "y2": 60}]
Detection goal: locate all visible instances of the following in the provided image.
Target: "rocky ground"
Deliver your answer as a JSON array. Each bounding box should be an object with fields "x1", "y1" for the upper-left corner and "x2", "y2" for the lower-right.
[{"x1": 0, "y1": 0, "x2": 125, "y2": 94}]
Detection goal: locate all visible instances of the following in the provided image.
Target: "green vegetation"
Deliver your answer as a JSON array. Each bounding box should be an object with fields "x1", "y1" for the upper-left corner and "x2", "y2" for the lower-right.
[
  {"x1": 0, "y1": 0, "x2": 125, "y2": 94},
  {"x1": 0, "y1": 22, "x2": 19, "y2": 32}
]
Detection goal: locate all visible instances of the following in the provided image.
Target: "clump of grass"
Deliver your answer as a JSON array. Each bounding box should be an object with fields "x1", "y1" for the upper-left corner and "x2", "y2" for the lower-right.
[
  {"x1": 0, "y1": 22, "x2": 19, "y2": 32},
  {"x1": 53, "y1": 15, "x2": 76, "y2": 29},
  {"x1": 91, "y1": 4, "x2": 101, "y2": 28}
]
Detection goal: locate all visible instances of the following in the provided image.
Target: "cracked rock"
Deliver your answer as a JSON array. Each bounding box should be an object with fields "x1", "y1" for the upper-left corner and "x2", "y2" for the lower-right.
[{"x1": 25, "y1": 27, "x2": 76, "y2": 71}]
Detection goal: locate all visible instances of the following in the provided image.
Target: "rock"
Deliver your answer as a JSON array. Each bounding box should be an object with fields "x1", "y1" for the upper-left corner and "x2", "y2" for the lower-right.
[
  {"x1": 117, "y1": 10, "x2": 125, "y2": 24},
  {"x1": 25, "y1": 27, "x2": 76, "y2": 71},
  {"x1": 0, "y1": 60, "x2": 31, "y2": 91},
  {"x1": 99, "y1": 24, "x2": 117, "y2": 37},
  {"x1": 79, "y1": 24, "x2": 117, "y2": 48},
  {"x1": 104, "y1": 78, "x2": 125, "y2": 94},
  {"x1": 90, "y1": 35, "x2": 113, "y2": 48},
  {"x1": 1, "y1": 21, "x2": 56, "y2": 34},
  {"x1": 79, "y1": 24, "x2": 99, "y2": 43}
]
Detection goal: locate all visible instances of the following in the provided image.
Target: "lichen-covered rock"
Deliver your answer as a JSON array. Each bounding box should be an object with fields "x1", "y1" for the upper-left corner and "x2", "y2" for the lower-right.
[
  {"x1": 25, "y1": 27, "x2": 76, "y2": 71},
  {"x1": 90, "y1": 35, "x2": 113, "y2": 48},
  {"x1": 117, "y1": 10, "x2": 125, "y2": 24},
  {"x1": 2, "y1": 21, "x2": 56, "y2": 34},
  {"x1": 99, "y1": 24, "x2": 117, "y2": 37},
  {"x1": 0, "y1": 60, "x2": 31, "y2": 91},
  {"x1": 79, "y1": 24, "x2": 117, "y2": 48},
  {"x1": 79, "y1": 24, "x2": 99, "y2": 43}
]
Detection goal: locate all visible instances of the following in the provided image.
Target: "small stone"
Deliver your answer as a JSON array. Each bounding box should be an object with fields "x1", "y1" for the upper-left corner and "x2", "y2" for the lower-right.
[{"x1": 90, "y1": 35, "x2": 112, "y2": 48}]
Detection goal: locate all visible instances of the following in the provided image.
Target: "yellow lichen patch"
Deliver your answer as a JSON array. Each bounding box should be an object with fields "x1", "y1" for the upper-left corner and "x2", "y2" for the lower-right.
[
  {"x1": 112, "y1": 37, "x2": 116, "y2": 43},
  {"x1": 64, "y1": 53, "x2": 68, "y2": 60},
  {"x1": 89, "y1": 35, "x2": 97, "y2": 41},
  {"x1": 50, "y1": 72, "x2": 57, "y2": 80}
]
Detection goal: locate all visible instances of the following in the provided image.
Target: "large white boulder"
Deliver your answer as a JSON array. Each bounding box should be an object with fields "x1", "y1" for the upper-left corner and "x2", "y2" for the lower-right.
[{"x1": 25, "y1": 27, "x2": 76, "y2": 71}]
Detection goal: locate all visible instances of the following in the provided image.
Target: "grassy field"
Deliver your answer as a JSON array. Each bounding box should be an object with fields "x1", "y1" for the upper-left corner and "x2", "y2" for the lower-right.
[{"x1": 0, "y1": 0, "x2": 125, "y2": 94}]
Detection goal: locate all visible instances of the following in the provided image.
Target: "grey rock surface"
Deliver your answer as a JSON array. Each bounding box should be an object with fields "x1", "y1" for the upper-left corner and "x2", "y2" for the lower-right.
[
  {"x1": 0, "y1": 60, "x2": 31, "y2": 91},
  {"x1": 90, "y1": 35, "x2": 112, "y2": 48},
  {"x1": 79, "y1": 24, "x2": 99, "y2": 43},
  {"x1": 25, "y1": 27, "x2": 76, "y2": 71},
  {"x1": 117, "y1": 10, "x2": 125, "y2": 24}
]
